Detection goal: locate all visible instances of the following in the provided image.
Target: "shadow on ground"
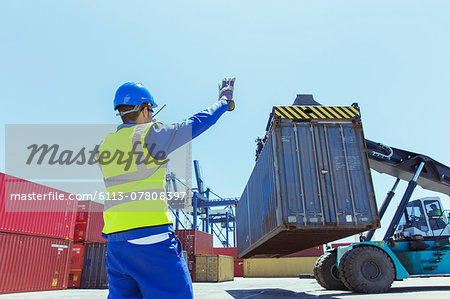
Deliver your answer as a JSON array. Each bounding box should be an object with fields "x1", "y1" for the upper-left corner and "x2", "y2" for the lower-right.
[
  {"x1": 389, "y1": 285, "x2": 450, "y2": 294},
  {"x1": 226, "y1": 285, "x2": 450, "y2": 298},
  {"x1": 226, "y1": 288, "x2": 341, "y2": 299}
]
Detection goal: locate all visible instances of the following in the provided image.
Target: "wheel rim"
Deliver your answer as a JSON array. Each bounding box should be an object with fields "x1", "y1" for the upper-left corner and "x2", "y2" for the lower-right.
[
  {"x1": 361, "y1": 260, "x2": 381, "y2": 280},
  {"x1": 330, "y1": 264, "x2": 340, "y2": 281}
]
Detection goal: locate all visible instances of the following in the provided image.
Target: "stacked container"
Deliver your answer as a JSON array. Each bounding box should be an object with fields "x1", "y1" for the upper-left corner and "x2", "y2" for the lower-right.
[
  {"x1": 68, "y1": 200, "x2": 108, "y2": 289},
  {"x1": 285, "y1": 246, "x2": 324, "y2": 257},
  {"x1": 73, "y1": 200, "x2": 106, "y2": 243},
  {"x1": 0, "y1": 173, "x2": 77, "y2": 294},
  {"x1": 175, "y1": 229, "x2": 213, "y2": 279},
  {"x1": 213, "y1": 247, "x2": 244, "y2": 277},
  {"x1": 194, "y1": 255, "x2": 234, "y2": 282},
  {"x1": 80, "y1": 243, "x2": 108, "y2": 289},
  {"x1": 68, "y1": 244, "x2": 85, "y2": 288}
]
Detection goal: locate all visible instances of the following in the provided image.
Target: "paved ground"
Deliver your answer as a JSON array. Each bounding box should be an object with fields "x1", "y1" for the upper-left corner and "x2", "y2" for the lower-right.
[{"x1": 2, "y1": 277, "x2": 450, "y2": 298}]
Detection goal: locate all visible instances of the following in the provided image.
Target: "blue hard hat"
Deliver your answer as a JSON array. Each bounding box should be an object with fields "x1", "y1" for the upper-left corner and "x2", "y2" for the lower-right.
[{"x1": 113, "y1": 82, "x2": 158, "y2": 110}]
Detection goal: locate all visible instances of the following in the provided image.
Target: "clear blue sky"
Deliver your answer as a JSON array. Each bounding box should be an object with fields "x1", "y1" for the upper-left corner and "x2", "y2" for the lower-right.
[{"x1": 1, "y1": 1, "x2": 449, "y2": 239}]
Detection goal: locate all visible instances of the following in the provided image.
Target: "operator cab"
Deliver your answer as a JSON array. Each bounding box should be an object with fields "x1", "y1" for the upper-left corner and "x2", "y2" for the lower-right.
[{"x1": 395, "y1": 196, "x2": 450, "y2": 240}]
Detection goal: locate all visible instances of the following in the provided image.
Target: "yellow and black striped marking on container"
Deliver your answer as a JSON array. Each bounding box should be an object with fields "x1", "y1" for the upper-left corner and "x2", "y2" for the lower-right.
[{"x1": 273, "y1": 105, "x2": 360, "y2": 121}]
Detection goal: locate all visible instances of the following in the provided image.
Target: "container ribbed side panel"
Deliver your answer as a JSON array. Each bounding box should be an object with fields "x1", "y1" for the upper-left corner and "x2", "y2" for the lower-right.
[
  {"x1": 68, "y1": 243, "x2": 85, "y2": 288},
  {"x1": 236, "y1": 130, "x2": 278, "y2": 257},
  {"x1": 74, "y1": 201, "x2": 106, "y2": 243},
  {"x1": 0, "y1": 173, "x2": 77, "y2": 240},
  {"x1": 0, "y1": 233, "x2": 71, "y2": 294}
]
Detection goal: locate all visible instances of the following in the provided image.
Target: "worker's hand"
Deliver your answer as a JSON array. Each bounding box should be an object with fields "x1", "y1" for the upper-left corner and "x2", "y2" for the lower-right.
[{"x1": 218, "y1": 77, "x2": 236, "y2": 111}]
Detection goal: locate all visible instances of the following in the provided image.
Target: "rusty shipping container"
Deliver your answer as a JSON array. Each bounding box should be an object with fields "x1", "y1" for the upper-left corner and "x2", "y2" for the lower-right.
[
  {"x1": 194, "y1": 255, "x2": 234, "y2": 282},
  {"x1": 0, "y1": 232, "x2": 72, "y2": 294},
  {"x1": 0, "y1": 173, "x2": 77, "y2": 240},
  {"x1": 74, "y1": 200, "x2": 106, "y2": 243},
  {"x1": 80, "y1": 242, "x2": 108, "y2": 289},
  {"x1": 236, "y1": 101, "x2": 379, "y2": 258},
  {"x1": 175, "y1": 229, "x2": 213, "y2": 255}
]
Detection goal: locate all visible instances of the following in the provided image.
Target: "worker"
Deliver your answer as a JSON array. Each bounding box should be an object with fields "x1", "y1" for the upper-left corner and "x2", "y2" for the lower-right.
[
  {"x1": 97, "y1": 78, "x2": 236, "y2": 299},
  {"x1": 427, "y1": 203, "x2": 447, "y2": 230},
  {"x1": 428, "y1": 204, "x2": 442, "y2": 217}
]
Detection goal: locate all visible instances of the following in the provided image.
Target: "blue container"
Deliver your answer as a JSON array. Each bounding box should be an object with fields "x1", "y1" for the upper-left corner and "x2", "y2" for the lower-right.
[
  {"x1": 237, "y1": 105, "x2": 380, "y2": 258},
  {"x1": 81, "y1": 242, "x2": 108, "y2": 289}
]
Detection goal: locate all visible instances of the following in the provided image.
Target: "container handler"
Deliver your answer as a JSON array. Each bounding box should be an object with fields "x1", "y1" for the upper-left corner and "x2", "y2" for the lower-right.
[
  {"x1": 236, "y1": 95, "x2": 450, "y2": 293},
  {"x1": 314, "y1": 139, "x2": 450, "y2": 293}
]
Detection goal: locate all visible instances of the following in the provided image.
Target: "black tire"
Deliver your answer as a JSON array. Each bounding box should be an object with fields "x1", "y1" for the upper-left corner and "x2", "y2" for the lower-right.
[
  {"x1": 314, "y1": 251, "x2": 347, "y2": 290},
  {"x1": 339, "y1": 246, "x2": 394, "y2": 293},
  {"x1": 313, "y1": 254, "x2": 326, "y2": 287}
]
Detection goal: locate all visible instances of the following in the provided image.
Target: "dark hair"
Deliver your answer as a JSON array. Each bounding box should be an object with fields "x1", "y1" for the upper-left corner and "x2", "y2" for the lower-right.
[{"x1": 117, "y1": 103, "x2": 150, "y2": 123}]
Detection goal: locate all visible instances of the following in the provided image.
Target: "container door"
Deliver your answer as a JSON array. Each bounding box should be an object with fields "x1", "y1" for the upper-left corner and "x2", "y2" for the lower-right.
[
  {"x1": 337, "y1": 123, "x2": 377, "y2": 225},
  {"x1": 275, "y1": 123, "x2": 324, "y2": 225},
  {"x1": 313, "y1": 122, "x2": 377, "y2": 227},
  {"x1": 312, "y1": 123, "x2": 350, "y2": 225}
]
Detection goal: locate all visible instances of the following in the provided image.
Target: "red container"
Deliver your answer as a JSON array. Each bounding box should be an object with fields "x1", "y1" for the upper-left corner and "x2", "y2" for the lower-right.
[
  {"x1": 0, "y1": 173, "x2": 77, "y2": 240},
  {"x1": 74, "y1": 201, "x2": 106, "y2": 243},
  {"x1": 68, "y1": 243, "x2": 86, "y2": 288},
  {"x1": 286, "y1": 246, "x2": 324, "y2": 257},
  {"x1": 0, "y1": 232, "x2": 72, "y2": 294},
  {"x1": 175, "y1": 229, "x2": 213, "y2": 255},
  {"x1": 213, "y1": 247, "x2": 244, "y2": 277},
  {"x1": 331, "y1": 242, "x2": 353, "y2": 249}
]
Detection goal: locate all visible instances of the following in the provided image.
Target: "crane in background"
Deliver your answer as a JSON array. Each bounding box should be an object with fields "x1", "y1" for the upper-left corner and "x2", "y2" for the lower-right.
[{"x1": 166, "y1": 160, "x2": 239, "y2": 247}]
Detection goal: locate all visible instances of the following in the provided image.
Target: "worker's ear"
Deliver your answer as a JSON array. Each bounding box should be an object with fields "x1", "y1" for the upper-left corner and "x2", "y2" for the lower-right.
[{"x1": 141, "y1": 107, "x2": 148, "y2": 118}]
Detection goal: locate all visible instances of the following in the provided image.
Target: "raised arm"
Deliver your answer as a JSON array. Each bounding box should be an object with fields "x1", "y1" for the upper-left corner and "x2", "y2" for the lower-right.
[{"x1": 144, "y1": 100, "x2": 230, "y2": 159}]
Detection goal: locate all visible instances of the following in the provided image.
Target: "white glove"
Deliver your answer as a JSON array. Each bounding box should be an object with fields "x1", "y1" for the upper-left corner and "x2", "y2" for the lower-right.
[{"x1": 218, "y1": 77, "x2": 236, "y2": 111}]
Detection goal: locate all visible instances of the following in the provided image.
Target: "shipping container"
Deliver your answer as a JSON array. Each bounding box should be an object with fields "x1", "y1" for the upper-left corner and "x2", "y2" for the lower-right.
[
  {"x1": 175, "y1": 229, "x2": 213, "y2": 255},
  {"x1": 237, "y1": 104, "x2": 379, "y2": 258},
  {"x1": 331, "y1": 242, "x2": 353, "y2": 249},
  {"x1": 68, "y1": 243, "x2": 85, "y2": 288},
  {"x1": 194, "y1": 255, "x2": 234, "y2": 282},
  {"x1": 74, "y1": 200, "x2": 106, "y2": 243},
  {"x1": 0, "y1": 173, "x2": 77, "y2": 240},
  {"x1": 244, "y1": 245, "x2": 323, "y2": 258},
  {"x1": 213, "y1": 247, "x2": 244, "y2": 277},
  {"x1": 243, "y1": 257, "x2": 318, "y2": 277},
  {"x1": 81, "y1": 242, "x2": 108, "y2": 289},
  {"x1": 286, "y1": 246, "x2": 324, "y2": 257},
  {"x1": 175, "y1": 229, "x2": 213, "y2": 279},
  {"x1": 0, "y1": 233, "x2": 71, "y2": 294}
]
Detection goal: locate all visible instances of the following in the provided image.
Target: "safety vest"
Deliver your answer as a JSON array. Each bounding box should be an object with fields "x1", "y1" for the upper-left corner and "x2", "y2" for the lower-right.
[{"x1": 98, "y1": 123, "x2": 173, "y2": 234}]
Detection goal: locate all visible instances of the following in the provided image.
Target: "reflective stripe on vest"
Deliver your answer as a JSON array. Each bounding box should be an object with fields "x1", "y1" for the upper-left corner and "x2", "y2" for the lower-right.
[{"x1": 98, "y1": 123, "x2": 172, "y2": 234}]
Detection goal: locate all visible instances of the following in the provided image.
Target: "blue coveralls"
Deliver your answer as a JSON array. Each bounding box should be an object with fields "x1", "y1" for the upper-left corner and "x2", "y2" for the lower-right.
[{"x1": 102, "y1": 100, "x2": 230, "y2": 299}]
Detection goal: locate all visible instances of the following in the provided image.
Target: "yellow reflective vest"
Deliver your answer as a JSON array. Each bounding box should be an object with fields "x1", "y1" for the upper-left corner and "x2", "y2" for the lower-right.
[{"x1": 98, "y1": 123, "x2": 173, "y2": 234}]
